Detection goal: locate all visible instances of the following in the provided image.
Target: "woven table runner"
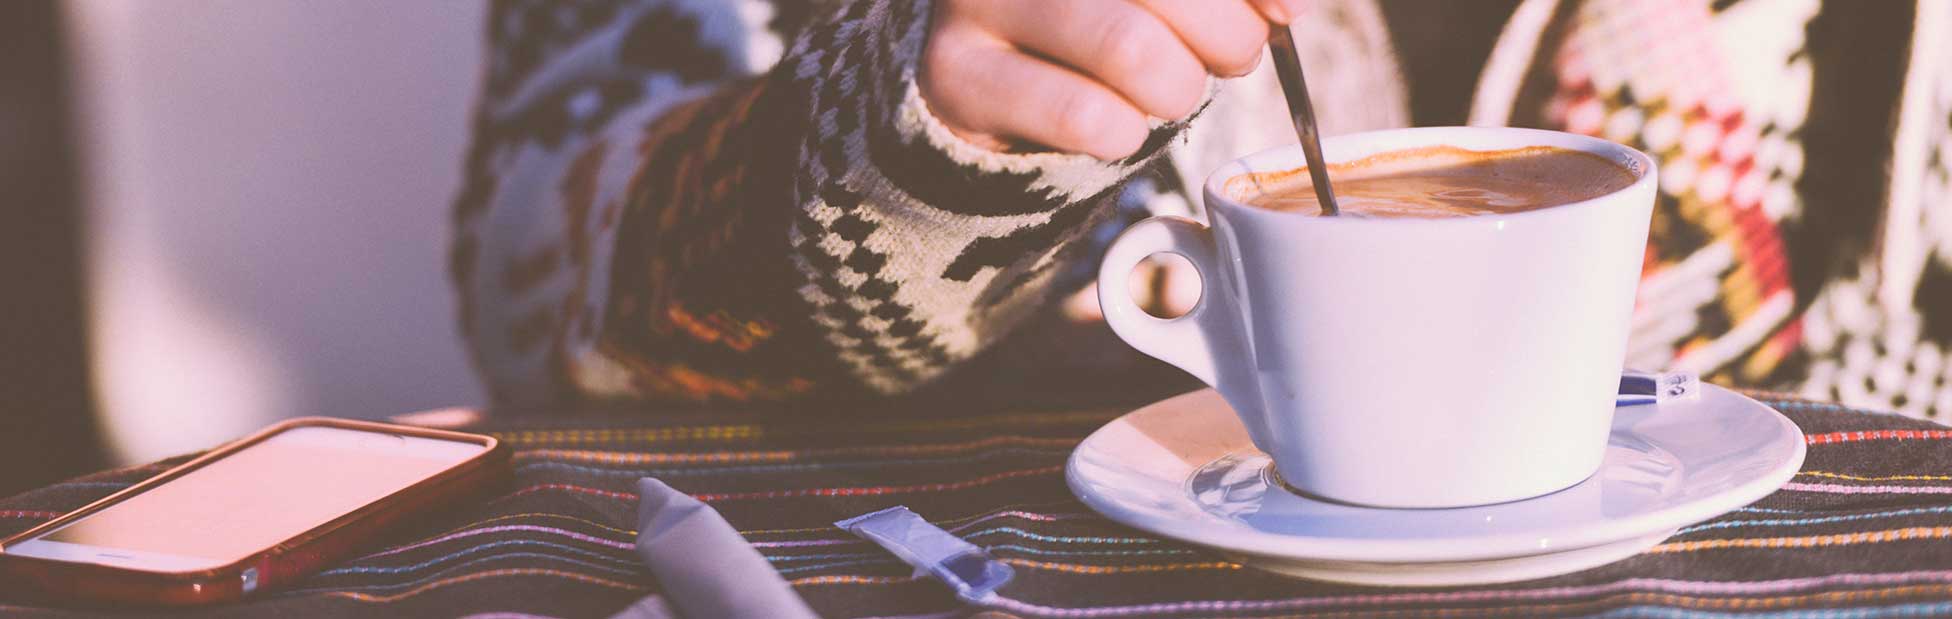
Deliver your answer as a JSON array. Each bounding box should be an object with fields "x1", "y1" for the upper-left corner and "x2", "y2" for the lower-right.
[{"x1": 3, "y1": 393, "x2": 1951, "y2": 618}]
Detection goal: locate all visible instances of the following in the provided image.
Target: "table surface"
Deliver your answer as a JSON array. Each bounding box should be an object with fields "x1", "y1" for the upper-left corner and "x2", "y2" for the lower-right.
[{"x1": 4, "y1": 387, "x2": 1952, "y2": 618}]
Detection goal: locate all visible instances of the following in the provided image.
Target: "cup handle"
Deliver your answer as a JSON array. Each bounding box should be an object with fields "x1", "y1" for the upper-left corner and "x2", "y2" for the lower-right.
[{"x1": 1097, "y1": 216, "x2": 1272, "y2": 450}]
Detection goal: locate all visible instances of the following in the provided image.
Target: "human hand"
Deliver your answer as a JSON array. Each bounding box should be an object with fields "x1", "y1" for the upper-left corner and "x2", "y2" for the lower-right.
[{"x1": 919, "y1": 0, "x2": 1306, "y2": 161}]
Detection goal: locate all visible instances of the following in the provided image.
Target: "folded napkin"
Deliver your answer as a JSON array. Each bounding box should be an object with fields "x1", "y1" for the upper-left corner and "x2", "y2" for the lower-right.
[{"x1": 608, "y1": 478, "x2": 818, "y2": 619}]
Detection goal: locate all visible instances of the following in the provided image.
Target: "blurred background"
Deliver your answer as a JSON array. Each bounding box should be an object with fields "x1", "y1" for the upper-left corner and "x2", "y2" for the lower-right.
[{"x1": 1, "y1": 0, "x2": 486, "y2": 496}]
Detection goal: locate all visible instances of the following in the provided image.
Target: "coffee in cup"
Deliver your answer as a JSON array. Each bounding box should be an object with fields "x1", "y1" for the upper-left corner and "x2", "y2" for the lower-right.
[
  {"x1": 1097, "y1": 127, "x2": 1656, "y2": 508},
  {"x1": 1233, "y1": 145, "x2": 1638, "y2": 218}
]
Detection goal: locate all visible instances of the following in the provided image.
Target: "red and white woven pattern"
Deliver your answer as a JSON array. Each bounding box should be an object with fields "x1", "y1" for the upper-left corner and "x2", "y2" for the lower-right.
[{"x1": 1544, "y1": 0, "x2": 1815, "y2": 385}]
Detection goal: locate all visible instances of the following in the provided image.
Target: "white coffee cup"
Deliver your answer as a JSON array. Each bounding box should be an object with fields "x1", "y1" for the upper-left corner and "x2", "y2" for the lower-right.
[{"x1": 1098, "y1": 127, "x2": 1657, "y2": 508}]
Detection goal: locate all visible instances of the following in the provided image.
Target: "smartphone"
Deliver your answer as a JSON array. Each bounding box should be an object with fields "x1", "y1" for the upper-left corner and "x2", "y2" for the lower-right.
[{"x1": 0, "y1": 417, "x2": 509, "y2": 606}]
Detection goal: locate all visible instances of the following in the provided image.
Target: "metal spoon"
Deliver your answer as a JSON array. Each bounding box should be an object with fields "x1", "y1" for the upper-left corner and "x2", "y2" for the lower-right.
[{"x1": 1266, "y1": 24, "x2": 1340, "y2": 216}]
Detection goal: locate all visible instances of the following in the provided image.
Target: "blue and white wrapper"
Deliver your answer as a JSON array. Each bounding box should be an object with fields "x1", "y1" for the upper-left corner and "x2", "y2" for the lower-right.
[{"x1": 836, "y1": 506, "x2": 1014, "y2": 603}]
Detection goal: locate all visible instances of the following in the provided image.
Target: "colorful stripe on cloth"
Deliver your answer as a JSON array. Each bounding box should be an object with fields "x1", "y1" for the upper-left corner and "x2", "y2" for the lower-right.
[{"x1": 3, "y1": 393, "x2": 1952, "y2": 618}]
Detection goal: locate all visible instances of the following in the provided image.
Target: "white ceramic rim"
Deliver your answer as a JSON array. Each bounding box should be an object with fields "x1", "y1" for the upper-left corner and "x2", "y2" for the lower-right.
[{"x1": 1065, "y1": 384, "x2": 1807, "y2": 564}]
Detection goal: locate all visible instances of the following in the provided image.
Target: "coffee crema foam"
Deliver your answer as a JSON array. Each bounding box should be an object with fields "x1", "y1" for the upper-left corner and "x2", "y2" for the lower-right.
[{"x1": 1229, "y1": 145, "x2": 1637, "y2": 218}]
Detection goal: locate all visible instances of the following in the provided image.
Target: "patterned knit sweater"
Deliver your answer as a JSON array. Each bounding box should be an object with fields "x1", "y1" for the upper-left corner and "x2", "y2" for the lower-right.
[{"x1": 453, "y1": 0, "x2": 1952, "y2": 422}]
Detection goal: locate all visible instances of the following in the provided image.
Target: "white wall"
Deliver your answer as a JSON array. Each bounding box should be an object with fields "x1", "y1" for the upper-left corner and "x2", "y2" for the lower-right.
[{"x1": 65, "y1": 0, "x2": 489, "y2": 463}]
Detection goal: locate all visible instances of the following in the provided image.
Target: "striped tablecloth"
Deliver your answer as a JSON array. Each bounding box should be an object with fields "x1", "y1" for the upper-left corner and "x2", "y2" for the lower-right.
[{"x1": 4, "y1": 391, "x2": 1952, "y2": 618}]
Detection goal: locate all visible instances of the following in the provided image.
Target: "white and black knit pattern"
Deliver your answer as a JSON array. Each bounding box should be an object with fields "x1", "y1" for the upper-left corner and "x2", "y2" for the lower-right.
[
  {"x1": 777, "y1": 0, "x2": 1188, "y2": 393},
  {"x1": 457, "y1": 0, "x2": 1223, "y2": 403}
]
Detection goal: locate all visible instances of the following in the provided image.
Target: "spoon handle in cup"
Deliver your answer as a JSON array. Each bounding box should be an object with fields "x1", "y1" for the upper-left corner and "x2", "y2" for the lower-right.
[{"x1": 1266, "y1": 25, "x2": 1340, "y2": 216}]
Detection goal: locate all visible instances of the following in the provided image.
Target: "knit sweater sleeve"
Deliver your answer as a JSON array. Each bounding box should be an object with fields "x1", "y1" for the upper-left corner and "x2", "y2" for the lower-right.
[{"x1": 452, "y1": 0, "x2": 1193, "y2": 406}]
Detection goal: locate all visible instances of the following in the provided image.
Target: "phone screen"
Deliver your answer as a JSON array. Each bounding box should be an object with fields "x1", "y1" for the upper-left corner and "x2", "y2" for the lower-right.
[{"x1": 5, "y1": 425, "x2": 487, "y2": 571}]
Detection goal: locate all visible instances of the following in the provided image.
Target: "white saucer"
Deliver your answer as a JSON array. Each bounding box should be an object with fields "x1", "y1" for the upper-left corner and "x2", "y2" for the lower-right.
[{"x1": 1065, "y1": 385, "x2": 1805, "y2": 587}]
